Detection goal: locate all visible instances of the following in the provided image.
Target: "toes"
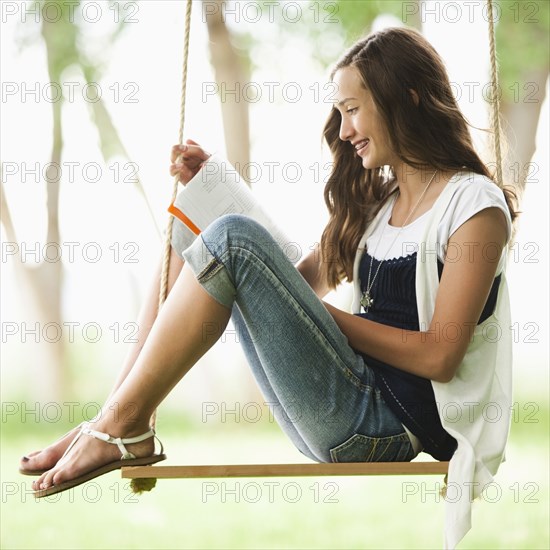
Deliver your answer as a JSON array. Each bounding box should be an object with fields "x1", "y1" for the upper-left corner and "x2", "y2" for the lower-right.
[
  {"x1": 25, "y1": 450, "x2": 41, "y2": 459},
  {"x1": 33, "y1": 467, "x2": 59, "y2": 490},
  {"x1": 39, "y1": 472, "x2": 52, "y2": 490},
  {"x1": 20, "y1": 450, "x2": 40, "y2": 467},
  {"x1": 22, "y1": 449, "x2": 51, "y2": 471},
  {"x1": 32, "y1": 472, "x2": 47, "y2": 490},
  {"x1": 51, "y1": 468, "x2": 70, "y2": 488}
]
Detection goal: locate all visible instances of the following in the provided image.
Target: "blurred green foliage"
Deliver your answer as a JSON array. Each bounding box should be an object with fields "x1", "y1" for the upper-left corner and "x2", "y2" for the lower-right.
[
  {"x1": 327, "y1": 0, "x2": 409, "y2": 40},
  {"x1": 234, "y1": 0, "x2": 409, "y2": 74},
  {"x1": 19, "y1": 0, "x2": 134, "y2": 78},
  {"x1": 496, "y1": 0, "x2": 550, "y2": 100},
  {"x1": 236, "y1": 1, "x2": 549, "y2": 102}
]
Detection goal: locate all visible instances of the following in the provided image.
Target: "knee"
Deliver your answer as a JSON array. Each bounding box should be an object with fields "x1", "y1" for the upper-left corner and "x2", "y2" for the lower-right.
[
  {"x1": 211, "y1": 214, "x2": 270, "y2": 238},
  {"x1": 201, "y1": 214, "x2": 274, "y2": 254}
]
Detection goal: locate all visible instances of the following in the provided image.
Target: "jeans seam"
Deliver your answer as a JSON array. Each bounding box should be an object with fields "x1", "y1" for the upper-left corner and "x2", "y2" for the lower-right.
[{"x1": 196, "y1": 258, "x2": 225, "y2": 282}]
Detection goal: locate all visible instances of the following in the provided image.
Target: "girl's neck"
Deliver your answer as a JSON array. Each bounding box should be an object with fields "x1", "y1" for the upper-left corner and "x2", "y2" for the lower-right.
[
  {"x1": 388, "y1": 164, "x2": 457, "y2": 226},
  {"x1": 392, "y1": 164, "x2": 453, "y2": 208},
  {"x1": 395, "y1": 162, "x2": 434, "y2": 189}
]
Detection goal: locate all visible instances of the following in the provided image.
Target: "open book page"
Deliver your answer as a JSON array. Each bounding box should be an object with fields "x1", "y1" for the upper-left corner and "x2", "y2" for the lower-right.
[{"x1": 168, "y1": 154, "x2": 300, "y2": 263}]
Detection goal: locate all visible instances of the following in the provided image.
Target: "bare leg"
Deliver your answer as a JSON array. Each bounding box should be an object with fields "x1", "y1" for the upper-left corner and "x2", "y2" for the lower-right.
[
  {"x1": 34, "y1": 264, "x2": 231, "y2": 490},
  {"x1": 21, "y1": 247, "x2": 185, "y2": 474},
  {"x1": 107, "y1": 247, "x2": 185, "y2": 399}
]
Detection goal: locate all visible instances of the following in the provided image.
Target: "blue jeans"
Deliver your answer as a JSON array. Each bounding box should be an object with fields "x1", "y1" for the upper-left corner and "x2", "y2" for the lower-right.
[{"x1": 180, "y1": 214, "x2": 416, "y2": 463}]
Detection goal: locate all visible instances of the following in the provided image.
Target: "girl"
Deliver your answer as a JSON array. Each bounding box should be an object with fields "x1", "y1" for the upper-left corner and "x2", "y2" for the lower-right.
[{"x1": 21, "y1": 26, "x2": 516, "y2": 546}]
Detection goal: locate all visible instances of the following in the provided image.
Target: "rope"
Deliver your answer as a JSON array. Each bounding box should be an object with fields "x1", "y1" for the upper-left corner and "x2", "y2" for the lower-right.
[
  {"x1": 486, "y1": 0, "x2": 503, "y2": 187},
  {"x1": 151, "y1": 0, "x2": 192, "y2": 432},
  {"x1": 159, "y1": 0, "x2": 193, "y2": 310}
]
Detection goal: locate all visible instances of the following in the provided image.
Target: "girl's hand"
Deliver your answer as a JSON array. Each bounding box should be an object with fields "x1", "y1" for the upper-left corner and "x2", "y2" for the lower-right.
[{"x1": 169, "y1": 139, "x2": 211, "y2": 185}]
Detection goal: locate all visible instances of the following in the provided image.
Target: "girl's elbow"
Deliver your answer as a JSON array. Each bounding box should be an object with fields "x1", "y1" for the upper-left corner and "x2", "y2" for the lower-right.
[
  {"x1": 431, "y1": 354, "x2": 462, "y2": 383},
  {"x1": 433, "y1": 368, "x2": 455, "y2": 384},
  {"x1": 423, "y1": 329, "x2": 469, "y2": 383}
]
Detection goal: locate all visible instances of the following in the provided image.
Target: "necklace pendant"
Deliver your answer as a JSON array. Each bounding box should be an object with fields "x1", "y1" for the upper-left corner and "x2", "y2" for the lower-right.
[{"x1": 360, "y1": 291, "x2": 373, "y2": 312}]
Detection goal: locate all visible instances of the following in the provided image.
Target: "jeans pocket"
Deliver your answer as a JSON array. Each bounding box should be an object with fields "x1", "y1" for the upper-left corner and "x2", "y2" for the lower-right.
[{"x1": 329, "y1": 432, "x2": 414, "y2": 463}]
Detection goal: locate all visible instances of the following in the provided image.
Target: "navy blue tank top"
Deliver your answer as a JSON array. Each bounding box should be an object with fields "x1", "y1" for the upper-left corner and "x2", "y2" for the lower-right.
[{"x1": 356, "y1": 250, "x2": 501, "y2": 460}]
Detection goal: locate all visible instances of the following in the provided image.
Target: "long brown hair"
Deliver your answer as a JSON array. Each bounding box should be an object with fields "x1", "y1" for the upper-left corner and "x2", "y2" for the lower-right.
[{"x1": 320, "y1": 26, "x2": 518, "y2": 289}]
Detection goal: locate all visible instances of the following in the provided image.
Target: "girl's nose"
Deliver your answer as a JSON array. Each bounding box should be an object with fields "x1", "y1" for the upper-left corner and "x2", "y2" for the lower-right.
[{"x1": 339, "y1": 116, "x2": 354, "y2": 142}]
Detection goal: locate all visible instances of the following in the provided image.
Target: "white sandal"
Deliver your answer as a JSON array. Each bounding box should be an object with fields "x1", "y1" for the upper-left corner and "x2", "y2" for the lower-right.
[{"x1": 33, "y1": 426, "x2": 166, "y2": 498}]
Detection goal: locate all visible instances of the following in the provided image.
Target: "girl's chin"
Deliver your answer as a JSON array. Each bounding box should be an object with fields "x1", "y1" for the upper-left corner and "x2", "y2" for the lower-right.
[
  {"x1": 360, "y1": 154, "x2": 385, "y2": 171},
  {"x1": 361, "y1": 157, "x2": 375, "y2": 170}
]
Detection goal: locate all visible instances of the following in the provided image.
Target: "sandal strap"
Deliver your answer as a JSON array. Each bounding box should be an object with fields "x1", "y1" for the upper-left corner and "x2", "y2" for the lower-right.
[
  {"x1": 154, "y1": 433, "x2": 164, "y2": 456},
  {"x1": 57, "y1": 416, "x2": 102, "y2": 461},
  {"x1": 59, "y1": 428, "x2": 85, "y2": 462},
  {"x1": 81, "y1": 427, "x2": 156, "y2": 460}
]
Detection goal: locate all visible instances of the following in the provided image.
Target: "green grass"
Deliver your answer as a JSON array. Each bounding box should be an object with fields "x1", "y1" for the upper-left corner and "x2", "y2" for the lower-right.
[{"x1": 2, "y1": 402, "x2": 549, "y2": 549}]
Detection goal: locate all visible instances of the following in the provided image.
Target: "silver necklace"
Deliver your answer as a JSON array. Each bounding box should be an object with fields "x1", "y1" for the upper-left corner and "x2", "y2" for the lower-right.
[{"x1": 360, "y1": 170, "x2": 439, "y2": 313}]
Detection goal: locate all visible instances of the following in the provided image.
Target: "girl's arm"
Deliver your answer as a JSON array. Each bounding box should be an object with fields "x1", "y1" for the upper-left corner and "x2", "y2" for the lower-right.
[{"x1": 324, "y1": 207, "x2": 509, "y2": 383}]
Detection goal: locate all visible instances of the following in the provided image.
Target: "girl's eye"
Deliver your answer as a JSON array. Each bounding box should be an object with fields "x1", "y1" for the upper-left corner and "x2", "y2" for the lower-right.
[{"x1": 346, "y1": 107, "x2": 358, "y2": 115}]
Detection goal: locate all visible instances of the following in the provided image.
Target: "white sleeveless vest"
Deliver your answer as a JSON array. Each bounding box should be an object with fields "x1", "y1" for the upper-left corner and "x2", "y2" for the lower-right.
[{"x1": 351, "y1": 174, "x2": 513, "y2": 549}]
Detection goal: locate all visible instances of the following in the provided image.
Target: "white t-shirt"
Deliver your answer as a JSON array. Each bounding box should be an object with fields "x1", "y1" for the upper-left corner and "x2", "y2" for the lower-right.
[{"x1": 365, "y1": 171, "x2": 512, "y2": 274}]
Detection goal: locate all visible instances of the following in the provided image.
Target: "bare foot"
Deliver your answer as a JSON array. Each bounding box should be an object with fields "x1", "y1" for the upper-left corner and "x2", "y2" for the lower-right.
[
  {"x1": 32, "y1": 421, "x2": 156, "y2": 495},
  {"x1": 20, "y1": 425, "x2": 83, "y2": 475}
]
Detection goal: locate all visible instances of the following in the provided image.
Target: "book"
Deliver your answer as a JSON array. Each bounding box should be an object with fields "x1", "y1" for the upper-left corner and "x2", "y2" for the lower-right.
[{"x1": 168, "y1": 154, "x2": 301, "y2": 263}]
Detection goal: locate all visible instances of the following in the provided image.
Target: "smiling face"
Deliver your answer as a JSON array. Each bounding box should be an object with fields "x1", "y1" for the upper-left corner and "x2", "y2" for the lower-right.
[{"x1": 332, "y1": 66, "x2": 397, "y2": 171}]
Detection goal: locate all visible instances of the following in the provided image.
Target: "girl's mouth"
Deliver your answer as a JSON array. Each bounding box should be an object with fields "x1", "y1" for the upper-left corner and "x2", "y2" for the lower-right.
[{"x1": 355, "y1": 139, "x2": 370, "y2": 154}]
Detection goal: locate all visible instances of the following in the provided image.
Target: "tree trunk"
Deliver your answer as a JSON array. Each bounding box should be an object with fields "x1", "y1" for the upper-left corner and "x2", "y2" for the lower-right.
[
  {"x1": 205, "y1": 0, "x2": 251, "y2": 181},
  {"x1": 501, "y1": 68, "x2": 549, "y2": 197},
  {"x1": 11, "y1": 16, "x2": 69, "y2": 401},
  {"x1": 32, "y1": 18, "x2": 67, "y2": 400},
  {"x1": 1, "y1": 32, "x2": 67, "y2": 401}
]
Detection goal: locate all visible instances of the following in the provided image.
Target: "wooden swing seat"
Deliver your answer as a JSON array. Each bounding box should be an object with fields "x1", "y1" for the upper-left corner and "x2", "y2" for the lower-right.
[{"x1": 122, "y1": 461, "x2": 449, "y2": 479}]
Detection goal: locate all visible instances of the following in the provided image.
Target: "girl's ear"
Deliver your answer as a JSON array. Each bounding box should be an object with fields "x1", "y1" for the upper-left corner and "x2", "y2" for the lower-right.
[{"x1": 409, "y1": 88, "x2": 420, "y2": 106}]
